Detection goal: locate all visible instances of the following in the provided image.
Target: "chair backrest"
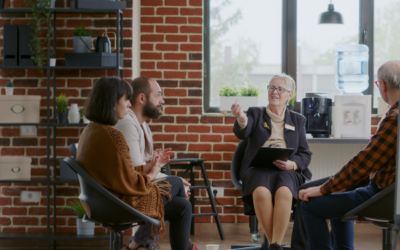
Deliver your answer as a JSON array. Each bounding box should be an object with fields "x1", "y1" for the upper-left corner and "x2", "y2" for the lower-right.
[
  {"x1": 68, "y1": 143, "x2": 78, "y2": 158},
  {"x1": 231, "y1": 139, "x2": 249, "y2": 192},
  {"x1": 342, "y1": 183, "x2": 394, "y2": 224},
  {"x1": 63, "y1": 157, "x2": 160, "y2": 227}
]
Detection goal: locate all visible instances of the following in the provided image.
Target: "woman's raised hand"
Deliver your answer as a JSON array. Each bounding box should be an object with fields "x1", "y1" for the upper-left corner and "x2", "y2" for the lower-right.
[
  {"x1": 154, "y1": 148, "x2": 173, "y2": 166},
  {"x1": 231, "y1": 104, "x2": 247, "y2": 124},
  {"x1": 148, "y1": 156, "x2": 162, "y2": 181}
]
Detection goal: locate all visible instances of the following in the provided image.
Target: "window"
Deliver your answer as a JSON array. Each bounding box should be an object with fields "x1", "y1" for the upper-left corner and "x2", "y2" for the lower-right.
[
  {"x1": 373, "y1": 0, "x2": 400, "y2": 107},
  {"x1": 297, "y1": 0, "x2": 359, "y2": 101},
  {"x1": 204, "y1": 0, "x2": 378, "y2": 113},
  {"x1": 204, "y1": 0, "x2": 282, "y2": 112}
]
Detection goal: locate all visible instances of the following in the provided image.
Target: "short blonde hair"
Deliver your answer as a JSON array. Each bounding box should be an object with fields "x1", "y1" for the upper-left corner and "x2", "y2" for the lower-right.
[{"x1": 269, "y1": 73, "x2": 296, "y2": 92}]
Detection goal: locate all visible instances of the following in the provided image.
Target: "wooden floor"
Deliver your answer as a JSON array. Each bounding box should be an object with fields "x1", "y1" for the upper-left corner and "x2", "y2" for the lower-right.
[{"x1": 1, "y1": 223, "x2": 400, "y2": 250}]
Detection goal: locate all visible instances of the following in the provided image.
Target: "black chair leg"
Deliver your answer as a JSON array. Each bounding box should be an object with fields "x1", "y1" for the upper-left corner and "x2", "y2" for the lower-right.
[
  {"x1": 383, "y1": 229, "x2": 392, "y2": 250},
  {"x1": 250, "y1": 215, "x2": 261, "y2": 243},
  {"x1": 110, "y1": 231, "x2": 115, "y2": 250}
]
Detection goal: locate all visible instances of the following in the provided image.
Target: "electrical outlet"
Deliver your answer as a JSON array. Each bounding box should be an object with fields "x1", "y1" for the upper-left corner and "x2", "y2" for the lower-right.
[
  {"x1": 20, "y1": 126, "x2": 37, "y2": 136},
  {"x1": 20, "y1": 191, "x2": 40, "y2": 203},
  {"x1": 207, "y1": 187, "x2": 224, "y2": 198}
]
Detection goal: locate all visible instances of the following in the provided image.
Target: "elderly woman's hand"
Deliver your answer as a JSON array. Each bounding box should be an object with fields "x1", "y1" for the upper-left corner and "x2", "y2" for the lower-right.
[
  {"x1": 231, "y1": 104, "x2": 247, "y2": 124},
  {"x1": 273, "y1": 160, "x2": 295, "y2": 170}
]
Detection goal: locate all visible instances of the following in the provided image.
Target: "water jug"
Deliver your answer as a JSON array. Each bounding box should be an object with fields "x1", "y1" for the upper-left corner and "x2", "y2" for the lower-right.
[{"x1": 335, "y1": 44, "x2": 369, "y2": 94}]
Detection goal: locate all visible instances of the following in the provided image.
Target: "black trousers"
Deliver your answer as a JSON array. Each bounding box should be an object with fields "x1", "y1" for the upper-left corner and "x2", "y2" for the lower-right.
[
  {"x1": 133, "y1": 176, "x2": 191, "y2": 250},
  {"x1": 290, "y1": 177, "x2": 331, "y2": 250},
  {"x1": 162, "y1": 176, "x2": 192, "y2": 250}
]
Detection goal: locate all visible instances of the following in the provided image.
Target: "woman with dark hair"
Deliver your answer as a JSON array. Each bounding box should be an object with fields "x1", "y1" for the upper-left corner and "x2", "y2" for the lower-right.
[{"x1": 77, "y1": 77, "x2": 192, "y2": 250}]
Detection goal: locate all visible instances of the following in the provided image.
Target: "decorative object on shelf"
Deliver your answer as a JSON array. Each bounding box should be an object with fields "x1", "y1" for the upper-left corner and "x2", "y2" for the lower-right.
[
  {"x1": 318, "y1": 0, "x2": 343, "y2": 24},
  {"x1": 25, "y1": 0, "x2": 53, "y2": 71},
  {"x1": 56, "y1": 93, "x2": 69, "y2": 124},
  {"x1": 65, "y1": 52, "x2": 124, "y2": 67},
  {"x1": 95, "y1": 32, "x2": 116, "y2": 53},
  {"x1": 0, "y1": 157, "x2": 32, "y2": 180},
  {"x1": 73, "y1": 26, "x2": 92, "y2": 53},
  {"x1": 49, "y1": 50, "x2": 56, "y2": 67},
  {"x1": 3, "y1": 25, "x2": 18, "y2": 66},
  {"x1": 19, "y1": 25, "x2": 35, "y2": 66},
  {"x1": 59, "y1": 198, "x2": 95, "y2": 235},
  {"x1": 5, "y1": 81, "x2": 14, "y2": 96},
  {"x1": 219, "y1": 85, "x2": 259, "y2": 112},
  {"x1": 80, "y1": 108, "x2": 90, "y2": 124},
  {"x1": 70, "y1": 0, "x2": 126, "y2": 10},
  {"x1": 0, "y1": 95, "x2": 41, "y2": 123},
  {"x1": 68, "y1": 103, "x2": 80, "y2": 124},
  {"x1": 287, "y1": 90, "x2": 297, "y2": 111}
]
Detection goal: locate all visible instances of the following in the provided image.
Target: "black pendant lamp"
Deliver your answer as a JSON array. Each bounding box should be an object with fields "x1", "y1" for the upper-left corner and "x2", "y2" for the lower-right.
[{"x1": 318, "y1": 0, "x2": 344, "y2": 24}]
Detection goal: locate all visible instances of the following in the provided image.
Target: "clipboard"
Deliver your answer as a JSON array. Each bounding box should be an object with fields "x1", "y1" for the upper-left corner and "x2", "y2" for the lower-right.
[{"x1": 250, "y1": 147, "x2": 294, "y2": 167}]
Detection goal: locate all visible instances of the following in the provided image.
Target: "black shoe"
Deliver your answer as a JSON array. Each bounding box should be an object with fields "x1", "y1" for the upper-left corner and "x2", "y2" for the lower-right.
[
  {"x1": 261, "y1": 240, "x2": 270, "y2": 250},
  {"x1": 268, "y1": 243, "x2": 283, "y2": 250},
  {"x1": 147, "y1": 242, "x2": 161, "y2": 250}
]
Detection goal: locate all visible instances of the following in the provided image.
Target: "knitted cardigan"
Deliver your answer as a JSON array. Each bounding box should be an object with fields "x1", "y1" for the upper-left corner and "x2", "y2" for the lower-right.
[{"x1": 76, "y1": 122, "x2": 171, "y2": 236}]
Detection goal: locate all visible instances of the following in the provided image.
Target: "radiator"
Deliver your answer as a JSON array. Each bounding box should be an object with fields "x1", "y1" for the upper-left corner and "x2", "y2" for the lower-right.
[{"x1": 308, "y1": 143, "x2": 368, "y2": 181}]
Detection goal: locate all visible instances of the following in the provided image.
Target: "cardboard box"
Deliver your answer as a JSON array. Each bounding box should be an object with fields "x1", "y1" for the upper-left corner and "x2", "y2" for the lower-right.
[
  {"x1": 0, "y1": 157, "x2": 31, "y2": 180},
  {"x1": 0, "y1": 95, "x2": 41, "y2": 123}
]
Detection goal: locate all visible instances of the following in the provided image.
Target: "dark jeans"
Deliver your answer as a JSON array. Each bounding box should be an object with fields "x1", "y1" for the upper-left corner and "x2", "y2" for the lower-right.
[
  {"x1": 291, "y1": 177, "x2": 330, "y2": 250},
  {"x1": 301, "y1": 181, "x2": 381, "y2": 250},
  {"x1": 133, "y1": 176, "x2": 191, "y2": 250}
]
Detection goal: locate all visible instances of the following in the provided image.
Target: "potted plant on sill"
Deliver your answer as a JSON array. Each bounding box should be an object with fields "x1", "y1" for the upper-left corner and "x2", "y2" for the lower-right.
[
  {"x1": 287, "y1": 90, "x2": 297, "y2": 111},
  {"x1": 50, "y1": 50, "x2": 56, "y2": 67},
  {"x1": 60, "y1": 198, "x2": 95, "y2": 235},
  {"x1": 5, "y1": 81, "x2": 13, "y2": 96},
  {"x1": 219, "y1": 85, "x2": 259, "y2": 112},
  {"x1": 73, "y1": 26, "x2": 92, "y2": 53},
  {"x1": 56, "y1": 93, "x2": 69, "y2": 124}
]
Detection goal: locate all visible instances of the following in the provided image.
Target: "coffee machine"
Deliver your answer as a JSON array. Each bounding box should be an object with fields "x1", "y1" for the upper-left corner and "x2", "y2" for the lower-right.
[{"x1": 302, "y1": 95, "x2": 332, "y2": 138}]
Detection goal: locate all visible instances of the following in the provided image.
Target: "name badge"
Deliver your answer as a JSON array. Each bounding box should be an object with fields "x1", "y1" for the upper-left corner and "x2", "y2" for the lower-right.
[{"x1": 285, "y1": 124, "x2": 295, "y2": 131}]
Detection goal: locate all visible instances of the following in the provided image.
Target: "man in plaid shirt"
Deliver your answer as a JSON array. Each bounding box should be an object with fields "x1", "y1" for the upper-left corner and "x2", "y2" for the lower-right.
[{"x1": 298, "y1": 60, "x2": 400, "y2": 250}]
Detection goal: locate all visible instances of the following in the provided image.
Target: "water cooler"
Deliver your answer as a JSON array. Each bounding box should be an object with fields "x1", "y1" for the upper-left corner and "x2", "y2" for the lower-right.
[{"x1": 334, "y1": 44, "x2": 371, "y2": 138}]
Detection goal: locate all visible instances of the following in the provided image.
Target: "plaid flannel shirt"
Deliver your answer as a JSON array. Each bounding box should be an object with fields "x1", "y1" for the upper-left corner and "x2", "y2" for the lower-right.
[{"x1": 321, "y1": 102, "x2": 399, "y2": 195}]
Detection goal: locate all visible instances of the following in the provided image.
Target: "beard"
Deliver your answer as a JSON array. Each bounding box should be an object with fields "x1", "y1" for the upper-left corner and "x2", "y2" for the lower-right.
[{"x1": 143, "y1": 101, "x2": 163, "y2": 119}]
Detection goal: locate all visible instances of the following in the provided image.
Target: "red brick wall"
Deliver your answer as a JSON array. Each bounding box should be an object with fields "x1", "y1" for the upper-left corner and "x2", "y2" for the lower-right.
[{"x1": 140, "y1": 0, "x2": 245, "y2": 223}]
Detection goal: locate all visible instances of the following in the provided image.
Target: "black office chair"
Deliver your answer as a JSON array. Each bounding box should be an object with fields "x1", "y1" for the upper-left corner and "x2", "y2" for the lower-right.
[
  {"x1": 341, "y1": 183, "x2": 395, "y2": 250},
  {"x1": 64, "y1": 157, "x2": 161, "y2": 250},
  {"x1": 68, "y1": 143, "x2": 78, "y2": 158}
]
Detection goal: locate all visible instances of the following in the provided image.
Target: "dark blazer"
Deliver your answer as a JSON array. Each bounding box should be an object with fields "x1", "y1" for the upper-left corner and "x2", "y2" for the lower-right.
[{"x1": 233, "y1": 107, "x2": 312, "y2": 181}]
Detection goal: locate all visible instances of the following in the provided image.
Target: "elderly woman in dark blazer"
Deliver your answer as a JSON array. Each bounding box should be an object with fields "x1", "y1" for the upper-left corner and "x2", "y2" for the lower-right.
[{"x1": 232, "y1": 73, "x2": 312, "y2": 250}]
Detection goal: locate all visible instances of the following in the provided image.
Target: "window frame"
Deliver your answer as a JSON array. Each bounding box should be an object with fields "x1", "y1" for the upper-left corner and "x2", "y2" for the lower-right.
[{"x1": 203, "y1": 0, "x2": 376, "y2": 114}]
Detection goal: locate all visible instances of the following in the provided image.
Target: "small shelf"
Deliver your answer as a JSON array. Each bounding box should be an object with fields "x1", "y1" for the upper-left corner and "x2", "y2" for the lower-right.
[
  {"x1": 0, "y1": 232, "x2": 49, "y2": 240},
  {"x1": 0, "y1": 66, "x2": 123, "y2": 70},
  {"x1": 307, "y1": 137, "x2": 370, "y2": 144},
  {"x1": 0, "y1": 8, "x2": 123, "y2": 14},
  {"x1": 0, "y1": 177, "x2": 49, "y2": 183},
  {"x1": 0, "y1": 123, "x2": 88, "y2": 126},
  {"x1": 51, "y1": 178, "x2": 79, "y2": 183}
]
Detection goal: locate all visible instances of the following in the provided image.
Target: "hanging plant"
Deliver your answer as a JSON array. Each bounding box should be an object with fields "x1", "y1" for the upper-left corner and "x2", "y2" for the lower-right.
[{"x1": 24, "y1": 0, "x2": 53, "y2": 71}]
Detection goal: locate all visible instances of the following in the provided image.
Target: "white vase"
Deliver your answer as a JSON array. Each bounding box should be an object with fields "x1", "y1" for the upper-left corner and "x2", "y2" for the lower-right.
[
  {"x1": 76, "y1": 218, "x2": 94, "y2": 235},
  {"x1": 50, "y1": 58, "x2": 56, "y2": 67},
  {"x1": 68, "y1": 104, "x2": 80, "y2": 124},
  {"x1": 82, "y1": 116, "x2": 90, "y2": 124},
  {"x1": 5, "y1": 87, "x2": 13, "y2": 96}
]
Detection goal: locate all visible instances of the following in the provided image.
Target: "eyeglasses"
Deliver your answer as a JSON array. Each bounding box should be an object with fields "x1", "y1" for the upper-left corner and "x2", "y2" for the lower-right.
[{"x1": 267, "y1": 85, "x2": 292, "y2": 94}]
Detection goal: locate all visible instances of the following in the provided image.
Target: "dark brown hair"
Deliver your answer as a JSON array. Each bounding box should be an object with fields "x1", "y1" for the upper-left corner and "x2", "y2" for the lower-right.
[
  {"x1": 84, "y1": 77, "x2": 133, "y2": 126},
  {"x1": 130, "y1": 76, "x2": 152, "y2": 106}
]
